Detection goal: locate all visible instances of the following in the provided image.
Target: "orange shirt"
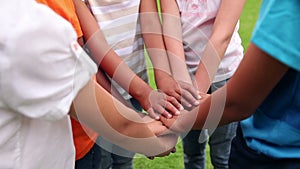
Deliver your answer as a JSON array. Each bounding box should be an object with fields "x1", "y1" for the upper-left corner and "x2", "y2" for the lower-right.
[
  {"x1": 36, "y1": 0, "x2": 98, "y2": 160},
  {"x1": 36, "y1": 0, "x2": 83, "y2": 38},
  {"x1": 70, "y1": 117, "x2": 99, "y2": 160}
]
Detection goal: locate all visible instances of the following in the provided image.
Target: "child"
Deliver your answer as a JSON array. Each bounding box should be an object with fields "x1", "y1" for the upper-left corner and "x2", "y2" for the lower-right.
[
  {"x1": 142, "y1": 0, "x2": 245, "y2": 168},
  {"x1": 0, "y1": 1, "x2": 177, "y2": 168},
  {"x1": 162, "y1": 0, "x2": 300, "y2": 168},
  {"x1": 73, "y1": 0, "x2": 198, "y2": 168}
]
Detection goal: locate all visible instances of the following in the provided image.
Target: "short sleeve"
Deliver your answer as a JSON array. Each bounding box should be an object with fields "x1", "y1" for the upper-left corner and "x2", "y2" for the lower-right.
[
  {"x1": 251, "y1": 0, "x2": 300, "y2": 71},
  {"x1": 36, "y1": 0, "x2": 83, "y2": 38},
  {"x1": 1, "y1": 2, "x2": 97, "y2": 121}
]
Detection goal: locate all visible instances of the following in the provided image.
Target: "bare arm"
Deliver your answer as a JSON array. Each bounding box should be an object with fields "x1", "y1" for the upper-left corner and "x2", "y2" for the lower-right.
[
  {"x1": 194, "y1": 0, "x2": 246, "y2": 92},
  {"x1": 73, "y1": 0, "x2": 150, "y2": 99},
  {"x1": 162, "y1": 44, "x2": 289, "y2": 131},
  {"x1": 95, "y1": 68, "x2": 130, "y2": 106},
  {"x1": 160, "y1": 0, "x2": 192, "y2": 84},
  {"x1": 70, "y1": 79, "x2": 178, "y2": 156},
  {"x1": 73, "y1": 0, "x2": 181, "y2": 118},
  {"x1": 79, "y1": 36, "x2": 129, "y2": 106},
  {"x1": 140, "y1": 0, "x2": 200, "y2": 109},
  {"x1": 139, "y1": 0, "x2": 172, "y2": 77}
]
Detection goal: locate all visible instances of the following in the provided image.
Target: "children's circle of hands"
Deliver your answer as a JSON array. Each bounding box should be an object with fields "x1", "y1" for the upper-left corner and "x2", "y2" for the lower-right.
[{"x1": 139, "y1": 71, "x2": 208, "y2": 159}]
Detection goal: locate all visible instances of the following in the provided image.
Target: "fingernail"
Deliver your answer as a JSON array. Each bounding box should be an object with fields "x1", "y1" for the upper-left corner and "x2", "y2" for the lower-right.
[
  {"x1": 155, "y1": 116, "x2": 160, "y2": 120},
  {"x1": 194, "y1": 100, "x2": 200, "y2": 105},
  {"x1": 187, "y1": 104, "x2": 192, "y2": 107},
  {"x1": 175, "y1": 111, "x2": 180, "y2": 115},
  {"x1": 198, "y1": 95, "x2": 202, "y2": 99},
  {"x1": 180, "y1": 105, "x2": 184, "y2": 111},
  {"x1": 168, "y1": 114, "x2": 172, "y2": 118}
]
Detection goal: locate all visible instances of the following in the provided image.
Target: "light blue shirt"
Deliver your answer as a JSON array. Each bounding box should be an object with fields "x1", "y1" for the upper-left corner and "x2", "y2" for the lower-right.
[{"x1": 240, "y1": 0, "x2": 300, "y2": 159}]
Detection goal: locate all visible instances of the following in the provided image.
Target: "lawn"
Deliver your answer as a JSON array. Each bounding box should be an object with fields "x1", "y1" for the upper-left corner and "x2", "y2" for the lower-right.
[{"x1": 134, "y1": 1, "x2": 261, "y2": 168}]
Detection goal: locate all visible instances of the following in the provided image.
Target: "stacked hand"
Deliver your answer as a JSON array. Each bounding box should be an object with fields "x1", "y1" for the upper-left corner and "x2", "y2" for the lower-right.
[
  {"x1": 137, "y1": 70, "x2": 200, "y2": 121},
  {"x1": 144, "y1": 116, "x2": 179, "y2": 159},
  {"x1": 141, "y1": 89, "x2": 182, "y2": 120},
  {"x1": 160, "y1": 92, "x2": 210, "y2": 133},
  {"x1": 155, "y1": 71, "x2": 201, "y2": 110},
  {"x1": 156, "y1": 74, "x2": 201, "y2": 108}
]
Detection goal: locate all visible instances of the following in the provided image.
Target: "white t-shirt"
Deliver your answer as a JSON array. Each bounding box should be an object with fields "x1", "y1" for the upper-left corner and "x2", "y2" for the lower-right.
[
  {"x1": 0, "y1": 1, "x2": 97, "y2": 168},
  {"x1": 176, "y1": 0, "x2": 244, "y2": 82}
]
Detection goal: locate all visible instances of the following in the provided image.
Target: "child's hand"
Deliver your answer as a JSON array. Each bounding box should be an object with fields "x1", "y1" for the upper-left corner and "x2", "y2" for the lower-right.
[
  {"x1": 160, "y1": 109, "x2": 197, "y2": 134},
  {"x1": 141, "y1": 90, "x2": 182, "y2": 120},
  {"x1": 145, "y1": 116, "x2": 178, "y2": 158},
  {"x1": 160, "y1": 92, "x2": 209, "y2": 133},
  {"x1": 145, "y1": 116, "x2": 169, "y2": 135},
  {"x1": 177, "y1": 81, "x2": 201, "y2": 109},
  {"x1": 160, "y1": 115, "x2": 186, "y2": 133},
  {"x1": 155, "y1": 71, "x2": 201, "y2": 109}
]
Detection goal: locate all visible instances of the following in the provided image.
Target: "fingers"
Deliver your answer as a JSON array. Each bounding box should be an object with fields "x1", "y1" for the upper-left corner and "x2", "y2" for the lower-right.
[
  {"x1": 177, "y1": 95, "x2": 193, "y2": 108},
  {"x1": 161, "y1": 81, "x2": 201, "y2": 109},
  {"x1": 147, "y1": 91, "x2": 182, "y2": 119},
  {"x1": 179, "y1": 89, "x2": 199, "y2": 108},
  {"x1": 160, "y1": 114, "x2": 191, "y2": 134},
  {"x1": 147, "y1": 119, "x2": 169, "y2": 136},
  {"x1": 159, "y1": 83, "x2": 192, "y2": 109},
  {"x1": 160, "y1": 116, "x2": 174, "y2": 129},
  {"x1": 178, "y1": 82, "x2": 201, "y2": 107},
  {"x1": 147, "y1": 107, "x2": 160, "y2": 120},
  {"x1": 155, "y1": 97, "x2": 181, "y2": 119},
  {"x1": 181, "y1": 82, "x2": 201, "y2": 99},
  {"x1": 149, "y1": 103, "x2": 176, "y2": 119},
  {"x1": 166, "y1": 96, "x2": 182, "y2": 114}
]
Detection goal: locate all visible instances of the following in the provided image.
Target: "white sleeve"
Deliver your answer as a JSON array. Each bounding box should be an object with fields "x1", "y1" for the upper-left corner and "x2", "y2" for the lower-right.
[{"x1": 0, "y1": 1, "x2": 97, "y2": 121}]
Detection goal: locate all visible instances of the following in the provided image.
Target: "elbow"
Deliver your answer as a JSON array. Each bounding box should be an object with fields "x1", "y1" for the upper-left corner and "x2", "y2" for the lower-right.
[
  {"x1": 224, "y1": 100, "x2": 255, "y2": 123},
  {"x1": 210, "y1": 33, "x2": 233, "y2": 51},
  {"x1": 112, "y1": 120, "x2": 133, "y2": 138}
]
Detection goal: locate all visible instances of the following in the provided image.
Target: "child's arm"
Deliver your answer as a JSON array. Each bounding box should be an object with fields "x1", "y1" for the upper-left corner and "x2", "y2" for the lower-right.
[
  {"x1": 194, "y1": 0, "x2": 246, "y2": 92},
  {"x1": 96, "y1": 68, "x2": 130, "y2": 107},
  {"x1": 159, "y1": 0, "x2": 192, "y2": 84},
  {"x1": 73, "y1": 0, "x2": 182, "y2": 119},
  {"x1": 161, "y1": 44, "x2": 289, "y2": 132},
  {"x1": 140, "y1": 0, "x2": 200, "y2": 109},
  {"x1": 70, "y1": 79, "x2": 178, "y2": 156}
]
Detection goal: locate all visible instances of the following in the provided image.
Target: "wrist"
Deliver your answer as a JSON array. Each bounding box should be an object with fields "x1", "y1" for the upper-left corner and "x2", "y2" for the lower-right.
[
  {"x1": 129, "y1": 78, "x2": 153, "y2": 108},
  {"x1": 154, "y1": 69, "x2": 171, "y2": 79},
  {"x1": 154, "y1": 69, "x2": 173, "y2": 89}
]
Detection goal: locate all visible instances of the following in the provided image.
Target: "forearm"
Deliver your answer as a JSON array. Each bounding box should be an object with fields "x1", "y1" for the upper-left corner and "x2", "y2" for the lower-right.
[
  {"x1": 160, "y1": 0, "x2": 192, "y2": 84},
  {"x1": 163, "y1": 44, "x2": 289, "y2": 132},
  {"x1": 71, "y1": 79, "x2": 174, "y2": 155},
  {"x1": 194, "y1": 0, "x2": 246, "y2": 92},
  {"x1": 140, "y1": 0, "x2": 172, "y2": 76},
  {"x1": 194, "y1": 44, "x2": 288, "y2": 128},
  {"x1": 194, "y1": 41, "x2": 221, "y2": 93},
  {"x1": 74, "y1": 0, "x2": 153, "y2": 102},
  {"x1": 96, "y1": 68, "x2": 129, "y2": 106}
]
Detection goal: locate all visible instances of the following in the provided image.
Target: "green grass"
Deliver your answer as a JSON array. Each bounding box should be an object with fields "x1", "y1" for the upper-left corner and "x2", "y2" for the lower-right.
[
  {"x1": 134, "y1": 1, "x2": 261, "y2": 168},
  {"x1": 239, "y1": 0, "x2": 262, "y2": 49}
]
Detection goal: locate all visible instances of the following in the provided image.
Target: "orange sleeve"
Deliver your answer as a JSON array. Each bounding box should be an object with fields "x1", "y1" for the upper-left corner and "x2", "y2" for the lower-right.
[{"x1": 36, "y1": 0, "x2": 83, "y2": 38}]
